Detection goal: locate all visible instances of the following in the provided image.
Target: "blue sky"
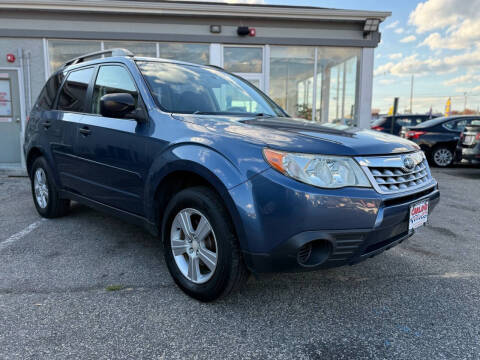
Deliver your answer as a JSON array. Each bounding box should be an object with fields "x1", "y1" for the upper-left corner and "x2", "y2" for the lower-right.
[
  {"x1": 193, "y1": 0, "x2": 480, "y2": 114},
  {"x1": 263, "y1": 0, "x2": 480, "y2": 114}
]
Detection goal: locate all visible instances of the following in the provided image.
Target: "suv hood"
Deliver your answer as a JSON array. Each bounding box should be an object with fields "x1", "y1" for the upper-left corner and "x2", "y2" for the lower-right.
[{"x1": 174, "y1": 115, "x2": 420, "y2": 156}]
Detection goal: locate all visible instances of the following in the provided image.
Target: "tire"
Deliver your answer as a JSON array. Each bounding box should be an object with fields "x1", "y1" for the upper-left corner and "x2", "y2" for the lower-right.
[
  {"x1": 431, "y1": 146, "x2": 454, "y2": 167},
  {"x1": 30, "y1": 157, "x2": 70, "y2": 218},
  {"x1": 162, "y1": 186, "x2": 249, "y2": 301}
]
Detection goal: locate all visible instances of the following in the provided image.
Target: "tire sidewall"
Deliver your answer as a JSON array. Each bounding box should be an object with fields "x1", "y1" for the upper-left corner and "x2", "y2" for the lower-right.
[
  {"x1": 30, "y1": 157, "x2": 56, "y2": 216},
  {"x1": 432, "y1": 147, "x2": 453, "y2": 167},
  {"x1": 162, "y1": 188, "x2": 234, "y2": 301}
]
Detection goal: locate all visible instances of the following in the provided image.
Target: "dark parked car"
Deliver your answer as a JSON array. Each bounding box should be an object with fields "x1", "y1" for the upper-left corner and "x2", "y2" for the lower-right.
[
  {"x1": 400, "y1": 116, "x2": 478, "y2": 167},
  {"x1": 371, "y1": 114, "x2": 438, "y2": 136},
  {"x1": 24, "y1": 49, "x2": 440, "y2": 301},
  {"x1": 457, "y1": 120, "x2": 480, "y2": 164}
]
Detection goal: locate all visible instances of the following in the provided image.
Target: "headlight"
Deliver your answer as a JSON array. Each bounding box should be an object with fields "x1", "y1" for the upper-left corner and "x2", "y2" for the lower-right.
[{"x1": 263, "y1": 148, "x2": 371, "y2": 189}]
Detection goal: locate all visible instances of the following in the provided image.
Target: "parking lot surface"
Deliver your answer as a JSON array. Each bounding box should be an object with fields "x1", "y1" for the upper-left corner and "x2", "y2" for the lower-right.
[{"x1": 0, "y1": 167, "x2": 479, "y2": 359}]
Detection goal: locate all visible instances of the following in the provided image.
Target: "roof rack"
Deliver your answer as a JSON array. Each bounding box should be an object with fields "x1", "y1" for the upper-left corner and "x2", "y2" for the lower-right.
[{"x1": 62, "y1": 48, "x2": 134, "y2": 68}]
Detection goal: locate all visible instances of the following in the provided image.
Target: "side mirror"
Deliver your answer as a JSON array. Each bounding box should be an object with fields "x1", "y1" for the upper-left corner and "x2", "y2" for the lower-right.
[{"x1": 100, "y1": 93, "x2": 136, "y2": 119}]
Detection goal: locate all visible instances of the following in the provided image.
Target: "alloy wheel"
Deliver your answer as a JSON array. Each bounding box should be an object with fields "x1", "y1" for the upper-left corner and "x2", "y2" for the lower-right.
[
  {"x1": 170, "y1": 208, "x2": 218, "y2": 284},
  {"x1": 33, "y1": 168, "x2": 49, "y2": 209},
  {"x1": 433, "y1": 148, "x2": 453, "y2": 167}
]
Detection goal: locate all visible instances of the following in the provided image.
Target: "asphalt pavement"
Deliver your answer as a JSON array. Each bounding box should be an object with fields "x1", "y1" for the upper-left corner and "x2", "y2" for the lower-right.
[{"x1": 0, "y1": 167, "x2": 479, "y2": 359}]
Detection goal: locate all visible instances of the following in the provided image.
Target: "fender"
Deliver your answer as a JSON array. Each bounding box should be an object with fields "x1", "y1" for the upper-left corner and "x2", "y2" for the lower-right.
[{"x1": 144, "y1": 143, "x2": 251, "y2": 245}]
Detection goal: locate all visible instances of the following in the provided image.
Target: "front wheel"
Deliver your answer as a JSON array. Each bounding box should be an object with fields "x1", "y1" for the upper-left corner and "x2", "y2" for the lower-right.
[
  {"x1": 162, "y1": 186, "x2": 248, "y2": 301},
  {"x1": 432, "y1": 147, "x2": 454, "y2": 167}
]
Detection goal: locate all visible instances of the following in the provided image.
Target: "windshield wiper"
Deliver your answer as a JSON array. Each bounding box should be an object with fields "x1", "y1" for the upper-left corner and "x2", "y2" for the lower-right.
[{"x1": 190, "y1": 111, "x2": 275, "y2": 117}]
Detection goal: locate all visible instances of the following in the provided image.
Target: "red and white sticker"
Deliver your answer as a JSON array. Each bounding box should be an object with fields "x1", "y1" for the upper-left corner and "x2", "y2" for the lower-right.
[{"x1": 409, "y1": 200, "x2": 429, "y2": 230}]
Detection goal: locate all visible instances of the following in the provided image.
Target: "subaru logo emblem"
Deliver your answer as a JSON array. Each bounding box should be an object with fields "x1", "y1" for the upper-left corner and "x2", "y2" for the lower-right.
[{"x1": 402, "y1": 155, "x2": 415, "y2": 171}]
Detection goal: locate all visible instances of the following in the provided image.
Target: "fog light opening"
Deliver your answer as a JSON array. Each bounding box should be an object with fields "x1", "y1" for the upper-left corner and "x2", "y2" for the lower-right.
[{"x1": 297, "y1": 240, "x2": 332, "y2": 267}]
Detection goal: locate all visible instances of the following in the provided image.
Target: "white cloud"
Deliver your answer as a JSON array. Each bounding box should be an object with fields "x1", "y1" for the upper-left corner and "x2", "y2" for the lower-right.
[
  {"x1": 374, "y1": 47, "x2": 480, "y2": 77},
  {"x1": 400, "y1": 35, "x2": 417, "y2": 43},
  {"x1": 409, "y1": 0, "x2": 480, "y2": 50},
  {"x1": 443, "y1": 74, "x2": 480, "y2": 86},
  {"x1": 385, "y1": 20, "x2": 399, "y2": 29},
  {"x1": 420, "y1": 20, "x2": 480, "y2": 50},
  {"x1": 378, "y1": 79, "x2": 395, "y2": 85},
  {"x1": 455, "y1": 85, "x2": 480, "y2": 93},
  {"x1": 389, "y1": 53, "x2": 403, "y2": 60},
  {"x1": 409, "y1": 0, "x2": 480, "y2": 33},
  {"x1": 394, "y1": 28, "x2": 405, "y2": 34}
]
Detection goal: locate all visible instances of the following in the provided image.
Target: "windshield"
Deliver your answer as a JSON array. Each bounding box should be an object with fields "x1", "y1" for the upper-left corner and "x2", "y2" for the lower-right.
[{"x1": 137, "y1": 61, "x2": 287, "y2": 117}]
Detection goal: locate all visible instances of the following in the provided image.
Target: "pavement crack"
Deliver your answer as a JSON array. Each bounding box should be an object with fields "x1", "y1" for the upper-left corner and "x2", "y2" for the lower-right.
[{"x1": 0, "y1": 283, "x2": 176, "y2": 296}]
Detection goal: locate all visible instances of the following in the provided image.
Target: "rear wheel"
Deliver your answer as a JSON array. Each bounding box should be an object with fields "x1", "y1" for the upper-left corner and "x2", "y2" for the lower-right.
[
  {"x1": 162, "y1": 186, "x2": 248, "y2": 301},
  {"x1": 30, "y1": 157, "x2": 70, "y2": 218},
  {"x1": 432, "y1": 147, "x2": 454, "y2": 167}
]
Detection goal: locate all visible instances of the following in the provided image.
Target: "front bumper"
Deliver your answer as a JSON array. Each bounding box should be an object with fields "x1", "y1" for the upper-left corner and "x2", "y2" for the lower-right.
[{"x1": 231, "y1": 168, "x2": 440, "y2": 273}]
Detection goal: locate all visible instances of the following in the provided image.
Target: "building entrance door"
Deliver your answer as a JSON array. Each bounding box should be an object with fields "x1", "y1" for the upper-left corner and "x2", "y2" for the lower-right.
[{"x1": 0, "y1": 69, "x2": 24, "y2": 165}]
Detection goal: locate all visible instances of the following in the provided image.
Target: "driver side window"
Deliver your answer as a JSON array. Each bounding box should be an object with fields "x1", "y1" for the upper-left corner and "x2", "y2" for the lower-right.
[{"x1": 91, "y1": 65, "x2": 139, "y2": 115}]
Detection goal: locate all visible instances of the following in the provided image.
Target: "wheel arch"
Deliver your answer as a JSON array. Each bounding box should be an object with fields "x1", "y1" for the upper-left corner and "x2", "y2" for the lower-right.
[
  {"x1": 26, "y1": 147, "x2": 45, "y2": 177},
  {"x1": 145, "y1": 144, "x2": 248, "y2": 248}
]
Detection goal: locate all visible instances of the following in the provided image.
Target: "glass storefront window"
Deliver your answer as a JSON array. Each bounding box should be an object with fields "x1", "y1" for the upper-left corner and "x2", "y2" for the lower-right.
[
  {"x1": 269, "y1": 46, "x2": 360, "y2": 125},
  {"x1": 316, "y1": 47, "x2": 360, "y2": 126},
  {"x1": 158, "y1": 43, "x2": 210, "y2": 64},
  {"x1": 223, "y1": 47, "x2": 263, "y2": 73},
  {"x1": 48, "y1": 39, "x2": 101, "y2": 73},
  {"x1": 269, "y1": 47, "x2": 315, "y2": 120},
  {"x1": 103, "y1": 41, "x2": 156, "y2": 57}
]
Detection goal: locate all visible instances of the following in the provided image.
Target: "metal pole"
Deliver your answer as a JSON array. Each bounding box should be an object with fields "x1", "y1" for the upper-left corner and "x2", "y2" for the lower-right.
[
  {"x1": 464, "y1": 92, "x2": 467, "y2": 112},
  {"x1": 410, "y1": 74, "x2": 414, "y2": 114},
  {"x1": 342, "y1": 61, "x2": 347, "y2": 119},
  {"x1": 336, "y1": 67, "x2": 340, "y2": 120},
  {"x1": 26, "y1": 51, "x2": 32, "y2": 113}
]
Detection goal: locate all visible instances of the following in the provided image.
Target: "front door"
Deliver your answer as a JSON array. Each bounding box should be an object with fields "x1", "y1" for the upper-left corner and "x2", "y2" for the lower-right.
[
  {"x1": 221, "y1": 45, "x2": 265, "y2": 91},
  {"x1": 0, "y1": 70, "x2": 23, "y2": 164},
  {"x1": 74, "y1": 64, "x2": 152, "y2": 215}
]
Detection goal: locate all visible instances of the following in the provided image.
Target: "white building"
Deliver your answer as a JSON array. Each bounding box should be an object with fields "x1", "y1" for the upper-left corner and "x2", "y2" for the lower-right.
[{"x1": 0, "y1": 0, "x2": 389, "y2": 168}]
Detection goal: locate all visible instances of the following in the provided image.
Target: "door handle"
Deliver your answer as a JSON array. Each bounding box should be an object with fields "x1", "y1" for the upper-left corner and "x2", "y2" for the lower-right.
[
  {"x1": 43, "y1": 121, "x2": 51, "y2": 129},
  {"x1": 79, "y1": 126, "x2": 91, "y2": 136}
]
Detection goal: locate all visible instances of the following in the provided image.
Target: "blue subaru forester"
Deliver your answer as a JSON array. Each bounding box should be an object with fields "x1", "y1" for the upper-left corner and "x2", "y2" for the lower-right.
[{"x1": 24, "y1": 49, "x2": 440, "y2": 301}]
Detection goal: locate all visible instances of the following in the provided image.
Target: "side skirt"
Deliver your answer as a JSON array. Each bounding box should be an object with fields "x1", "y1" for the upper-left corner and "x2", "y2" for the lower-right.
[{"x1": 59, "y1": 190, "x2": 159, "y2": 237}]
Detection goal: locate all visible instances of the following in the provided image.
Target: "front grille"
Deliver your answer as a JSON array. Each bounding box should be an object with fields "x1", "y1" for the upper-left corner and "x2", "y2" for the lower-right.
[
  {"x1": 356, "y1": 152, "x2": 433, "y2": 194},
  {"x1": 370, "y1": 160, "x2": 429, "y2": 192}
]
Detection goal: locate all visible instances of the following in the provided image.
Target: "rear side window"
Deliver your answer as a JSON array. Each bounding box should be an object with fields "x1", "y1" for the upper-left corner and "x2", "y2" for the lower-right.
[
  {"x1": 91, "y1": 65, "x2": 139, "y2": 115},
  {"x1": 396, "y1": 117, "x2": 413, "y2": 126},
  {"x1": 35, "y1": 72, "x2": 64, "y2": 110},
  {"x1": 57, "y1": 67, "x2": 94, "y2": 113},
  {"x1": 372, "y1": 117, "x2": 390, "y2": 128},
  {"x1": 444, "y1": 119, "x2": 472, "y2": 131}
]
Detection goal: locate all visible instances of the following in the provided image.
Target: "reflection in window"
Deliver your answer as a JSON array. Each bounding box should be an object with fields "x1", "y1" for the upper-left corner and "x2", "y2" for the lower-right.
[
  {"x1": 48, "y1": 39, "x2": 101, "y2": 73},
  {"x1": 316, "y1": 47, "x2": 360, "y2": 126},
  {"x1": 224, "y1": 47, "x2": 263, "y2": 73},
  {"x1": 269, "y1": 47, "x2": 315, "y2": 120},
  {"x1": 57, "y1": 67, "x2": 94, "y2": 113},
  {"x1": 103, "y1": 41, "x2": 156, "y2": 57},
  {"x1": 92, "y1": 65, "x2": 138, "y2": 115},
  {"x1": 158, "y1": 43, "x2": 210, "y2": 64},
  {"x1": 269, "y1": 46, "x2": 360, "y2": 125},
  {"x1": 137, "y1": 61, "x2": 284, "y2": 116}
]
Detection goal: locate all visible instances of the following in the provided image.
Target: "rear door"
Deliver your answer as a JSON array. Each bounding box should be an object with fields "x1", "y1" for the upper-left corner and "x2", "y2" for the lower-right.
[
  {"x1": 52, "y1": 66, "x2": 95, "y2": 191},
  {"x1": 73, "y1": 64, "x2": 153, "y2": 215}
]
